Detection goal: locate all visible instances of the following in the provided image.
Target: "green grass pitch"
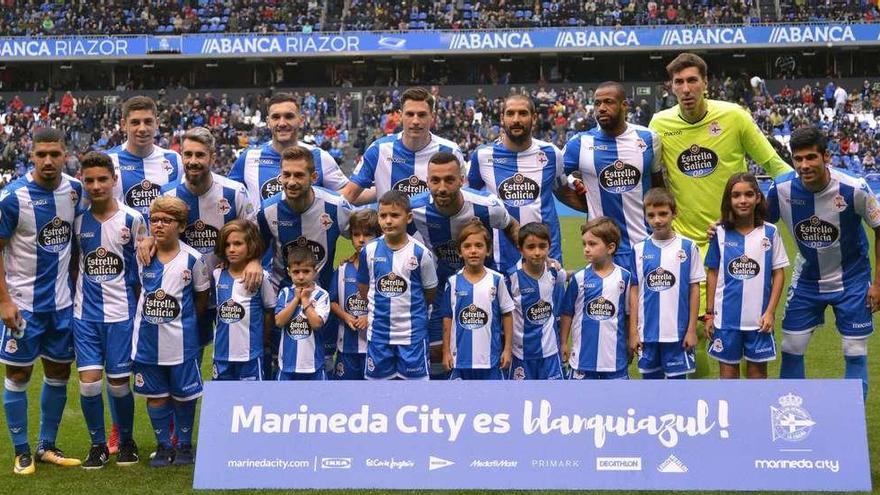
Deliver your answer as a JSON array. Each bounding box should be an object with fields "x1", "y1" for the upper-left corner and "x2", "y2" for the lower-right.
[{"x1": 0, "y1": 215, "x2": 877, "y2": 494}]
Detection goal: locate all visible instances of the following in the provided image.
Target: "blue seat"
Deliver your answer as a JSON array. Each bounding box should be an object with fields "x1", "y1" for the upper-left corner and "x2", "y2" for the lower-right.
[
  {"x1": 463, "y1": 11, "x2": 471, "y2": 19},
  {"x1": 471, "y1": 11, "x2": 479, "y2": 19},
  {"x1": 410, "y1": 12, "x2": 418, "y2": 20},
  {"x1": 515, "y1": 10, "x2": 523, "y2": 17},
  {"x1": 568, "y1": 17, "x2": 577, "y2": 25},
  {"x1": 419, "y1": 12, "x2": 427, "y2": 20},
  {"x1": 524, "y1": 10, "x2": 532, "y2": 18},
  {"x1": 200, "y1": 24, "x2": 209, "y2": 31}
]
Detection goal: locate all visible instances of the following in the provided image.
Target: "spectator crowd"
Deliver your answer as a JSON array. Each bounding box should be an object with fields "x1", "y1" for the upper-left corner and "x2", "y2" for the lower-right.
[{"x1": 1, "y1": 0, "x2": 879, "y2": 36}]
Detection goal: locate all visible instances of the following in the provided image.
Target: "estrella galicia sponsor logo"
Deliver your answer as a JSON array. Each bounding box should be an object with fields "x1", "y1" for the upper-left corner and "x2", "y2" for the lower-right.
[
  {"x1": 470, "y1": 459, "x2": 518, "y2": 469},
  {"x1": 218, "y1": 299, "x2": 246, "y2": 324},
  {"x1": 596, "y1": 457, "x2": 642, "y2": 471},
  {"x1": 646, "y1": 266, "x2": 676, "y2": 291},
  {"x1": 457, "y1": 304, "x2": 489, "y2": 330},
  {"x1": 282, "y1": 236, "x2": 327, "y2": 266},
  {"x1": 727, "y1": 255, "x2": 760, "y2": 280},
  {"x1": 365, "y1": 457, "x2": 415, "y2": 469},
  {"x1": 286, "y1": 315, "x2": 311, "y2": 340},
  {"x1": 392, "y1": 175, "x2": 428, "y2": 197},
  {"x1": 345, "y1": 293, "x2": 368, "y2": 316},
  {"x1": 771, "y1": 393, "x2": 816, "y2": 442},
  {"x1": 126, "y1": 179, "x2": 161, "y2": 209},
  {"x1": 84, "y1": 247, "x2": 124, "y2": 282},
  {"x1": 143, "y1": 289, "x2": 181, "y2": 324},
  {"x1": 433, "y1": 240, "x2": 462, "y2": 266},
  {"x1": 183, "y1": 219, "x2": 219, "y2": 253},
  {"x1": 320, "y1": 457, "x2": 352, "y2": 469},
  {"x1": 586, "y1": 297, "x2": 615, "y2": 321},
  {"x1": 794, "y1": 216, "x2": 839, "y2": 249},
  {"x1": 676, "y1": 145, "x2": 718, "y2": 178},
  {"x1": 526, "y1": 300, "x2": 553, "y2": 324},
  {"x1": 498, "y1": 173, "x2": 539, "y2": 206},
  {"x1": 261, "y1": 176, "x2": 284, "y2": 199},
  {"x1": 599, "y1": 160, "x2": 640, "y2": 193},
  {"x1": 38, "y1": 216, "x2": 72, "y2": 253},
  {"x1": 376, "y1": 272, "x2": 407, "y2": 297},
  {"x1": 531, "y1": 458, "x2": 582, "y2": 469}
]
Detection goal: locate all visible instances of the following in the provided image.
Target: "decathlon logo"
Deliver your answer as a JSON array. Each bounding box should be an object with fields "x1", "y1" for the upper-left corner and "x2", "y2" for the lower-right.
[
  {"x1": 596, "y1": 457, "x2": 642, "y2": 471},
  {"x1": 771, "y1": 393, "x2": 816, "y2": 442}
]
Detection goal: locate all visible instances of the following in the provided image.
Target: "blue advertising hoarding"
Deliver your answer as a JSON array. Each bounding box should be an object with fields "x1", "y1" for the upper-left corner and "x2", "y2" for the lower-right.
[
  {"x1": 193, "y1": 379, "x2": 871, "y2": 491},
  {"x1": 1, "y1": 23, "x2": 879, "y2": 60}
]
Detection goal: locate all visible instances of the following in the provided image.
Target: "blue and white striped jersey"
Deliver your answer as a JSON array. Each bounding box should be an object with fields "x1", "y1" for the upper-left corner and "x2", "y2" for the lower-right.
[
  {"x1": 107, "y1": 143, "x2": 183, "y2": 218},
  {"x1": 440, "y1": 269, "x2": 514, "y2": 369},
  {"x1": 767, "y1": 168, "x2": 880, "y2": 293},
  {"x1": 330, "y1": 261, "x2": 368, "y2": 354},
  {"x1": 508, "y1": 264, "x2": 566, "y2": 360},
  {"x1": 632, "y1": 234, "x2": 705, "y2": 343},
  {"x1": 469, "y1": 139, "x2": 566, "y2": 273},
  {"x1": 705, "y1": 223, "x2": 789, "y2": 331},
  {"x1": 132, "y1": 242, "x2": 211, "y2": 365},
  {"x1": 0, "y1": 172, "x2": 83, "y2": 312},
  {"x1": 275, "y1": 284, "x2": 330, "y2": 374},
  {"x1": 357, "y1": 235, "x2": 438, "y2": 345},
  {"x1": 161, "y1": 173, "x2": 254, "y2": 274},
  {"x1": 74, "y1": 204, "x2": 145, "y2": 322},
  {"x1": 350, "y1": 132, "x2": 465, "y2": 199},
  {"x1": 563, "y1": 123, "x2": 661, "y2": 260},
  {"x1": 409, "y1": 187, "x2": 511, "y2": 282},
  {"x1": 229, "y1": 141, "x2": 349, "y2": 210},
  {"x1": 213, "y1": 268, "x2": 275, "y2": 362},
  {"x1": 561, "y1": 265, "x2": 632, "y2": 372},
  {"x1": 257, "y1": 186, "x2": 352, "y2": 290}
]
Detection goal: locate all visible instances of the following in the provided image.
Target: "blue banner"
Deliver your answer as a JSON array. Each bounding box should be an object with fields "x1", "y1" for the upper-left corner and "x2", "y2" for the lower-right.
[
  {"x1": 1, "y1": 23, "x2": 879, "y2": 60},
  {"x1": 193, "y1": 379, "x2": 870, "y2": 491}
]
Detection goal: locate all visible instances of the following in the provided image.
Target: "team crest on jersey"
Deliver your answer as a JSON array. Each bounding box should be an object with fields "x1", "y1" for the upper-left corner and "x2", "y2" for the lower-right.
[
  {"x1": 794, "y1": 215, "x2": 839, "y2": 249},
  {"x1": 286, "y1": 315, "x2": 311, "y2": 339},
  {"x1": 335, "y1": 362, "x2": 345, "y2": 377},
  {"x1": 143, "y1": 289, "x2": 182, "y2": 324},
  {"x1": 586, "y1": 296, "x2": 615, "y2": 321},
  {"x1": 571, "y1": 369, "x2": 586, "y2": 380},
  {"x1": 646, "y1": 267, "x2": 676, "y2": 291},
  {"x1": 217, "y1": 198, "x2": 231, "y2": 215},
  {"x1": 636, "y1": 138, "x2": 647, "y2": 152},
  {"x1": 69, "y1": 189, "x2": 79, "y2": 204},
  {"x1": 406, "y1": 255, "x2": 419, "y2": 271},
  {"x1": 770, "y1": 393, "x2": 815, "y2": 442},
  {"x1": 366, "y1": 356, "x2": 375, "y2": 372},
  {"x1": 261, "y1": 176, "x2": 284, "y2": 199},
  {"x1": 392, "y1": 175, "x2": 428, "y2": 197},
  {"x1": 218, "y1": 299, "x2": 246, "y2": 324},
  {"x1": 184, "y1": 219, "x2": 219, "y2": 254},
  {"x1": 489, "y1": 286, "x2": 497, "y2": 299},
  {"x1": 498, "y1": 173, "x2": 539, "y2": 207},
  {"x1": 283, "y1": 237, "x2": 326, "y2": 267},
  {"x1": 677, "y1": 249, "x2": 688, "y2": 263},
  {"x1": 126, "y1": 180, "x2": 161, "y2": 210},
  {"x1": 618, "y1": 280, "x2": 626, "y2": 293},
  {"x1": 320, "y1": 213, "x2": 333, "y2": 230},
  {"x1": 84, "y1": 247, "x2": 124, "y2": 282},
  {"x1": 761, "y1": 236, "x2": 772, "y2": 251},
  {"x1": 161, "y1": 159, "x2": 173, "y2": 173},
  {"x1": 38, "y1": 216, "x2": 72, "y2": 253},
  {"x1": 832, "y1": 194, "x2": 847, "y2": 212},
  {"x1": 710, "y1": 338, "x2": 724, "y2": 353},
  {"x1": 728, "y1": 255, "x2": 760, "y2": 280},
  {"x1": 458, "y1": 303, "x2": 489, "y2": 330},
  {"x1": 376, "y1": 272, "x2": 407, "y2": 297},
  {"x1": 512, "y1": 366, "x2": 526, "y2": 380},
  {"x1": 119, "y1": 226, "x2": 131, "y2": 244},
  {"x1": 599, "y1": 160, "x2": 641, "y2": 193},
  {"x1": 677, "y1": 145, "x2": 718, "y2": 178},
  {"x1": 181, "y1": 269, "x2": 192, "y2": 283},
  {"x1": 134, "y1": 373, "x2": 144, "y2": 388},
  {"x1": 708, "y1": 120, "x2": 723, "y2": 136},
  {"x1": 536, "y1": 151, "x2": 548, "y2": 165},
  {"x1": 526, "y1": 300, "x2": 552, "y2": 324},
  {"x1": 4, "y1": 338, "x2": 17, "y2": 354}
]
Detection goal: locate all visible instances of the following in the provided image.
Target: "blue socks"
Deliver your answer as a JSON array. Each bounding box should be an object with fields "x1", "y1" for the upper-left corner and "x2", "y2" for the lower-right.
[
  {"x1": 4, "y1": 378, "x2": 29, "y2": 454},
  {"x1": 844, "y1": 355, "x2": 868, "y2": 399},
  {"x1": 109, "y1": 383, "x2": 135, "y2": 442},
  {"x1": 147, "y1": 401, "x2": 175, "y2": 448},
  {"x1": 780, "y1": 352, "x2": 806, "y2": 379},
  {"x1": 79, "y1": 381, "x2": 105, "y2": 444},
  {"x1": 39, "y1": 377, "x2": 68, "y2": 446},
  {"x1": 173, "y1": 400, "x2": 197, "y2": 446}
]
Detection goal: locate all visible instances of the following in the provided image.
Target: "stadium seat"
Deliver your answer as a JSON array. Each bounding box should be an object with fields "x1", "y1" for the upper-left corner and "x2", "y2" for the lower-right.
[
  {"x1": 463, "y1": 11, "x2": 471, "y2": 19},
  {"x1": 419, "y1": 12, "x2": 427, "y2": 20},
  {"x1": 515, "y1": 10, "x2": 524, "y2": 18},
  {"x1": 410, "y1": 12, "x2": 418, "y2": 20}
]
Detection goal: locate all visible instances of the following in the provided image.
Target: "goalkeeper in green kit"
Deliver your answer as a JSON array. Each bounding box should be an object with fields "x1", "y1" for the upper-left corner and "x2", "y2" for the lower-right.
[{"x1": 649, "y1": 52, "x2": 792, "y2": 377}]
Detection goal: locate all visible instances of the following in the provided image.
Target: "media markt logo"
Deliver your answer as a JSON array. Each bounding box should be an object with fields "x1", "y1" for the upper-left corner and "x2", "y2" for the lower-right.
[
  {"x1": 771, "y1": 393, "x2": 816, "y2": 442},
  {"x1": 657, "y1": 454, "x2": 688, "y2": 473},
  {"x1": 428, "y1": 456, "x2": 455, "y2": 471}
]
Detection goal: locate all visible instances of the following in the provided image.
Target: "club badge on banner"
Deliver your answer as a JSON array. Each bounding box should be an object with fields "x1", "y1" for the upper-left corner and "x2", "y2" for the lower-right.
[{"x1": 193, "y1": 380, "x2": 870, "y2": 491}]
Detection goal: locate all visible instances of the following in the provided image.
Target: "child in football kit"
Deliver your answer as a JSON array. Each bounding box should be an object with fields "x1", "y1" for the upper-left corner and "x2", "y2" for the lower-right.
[
  {"x1": 275, "y1": 246, "x2": 331, "y2": 380},
  {"x1": 357, "y1": 191, "x2": 438, "y2": 380},
  {"x1": 629, "y1": 188, "x2": 706, "y2": 379},
  {"x1": 560, "y1": 218, "x2": 634, "y2": 380},
  {"x1": 212, "y1": 219, "x2": 276, "y2": 381},
  {"x1": 440, "y1": 219, "x2": 514, "y2": 380},
  {"x1": 507, "y1": 222, "x2": 566, "y2": 380},
  {"x1": 330, "y1": 209, "x2": 380, "y2": 380},
  {"x1": 132, "y1": 196, "x2": 210, "y2": 467},
  {"x1": 705, "y1": 173, "x2": 788, "y2": 379}
]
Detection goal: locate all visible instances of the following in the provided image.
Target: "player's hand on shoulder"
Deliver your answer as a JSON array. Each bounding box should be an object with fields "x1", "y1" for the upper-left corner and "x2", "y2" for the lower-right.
[
  {"x1": 241, "y1": 259, "x2": 264, "y2": 292},
  {"x1": 706, "y1": 220, "x2": 722, "y2": 240},
  {"x1": 136, "y1": 235, "x2": 156, "y2": 265}
]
